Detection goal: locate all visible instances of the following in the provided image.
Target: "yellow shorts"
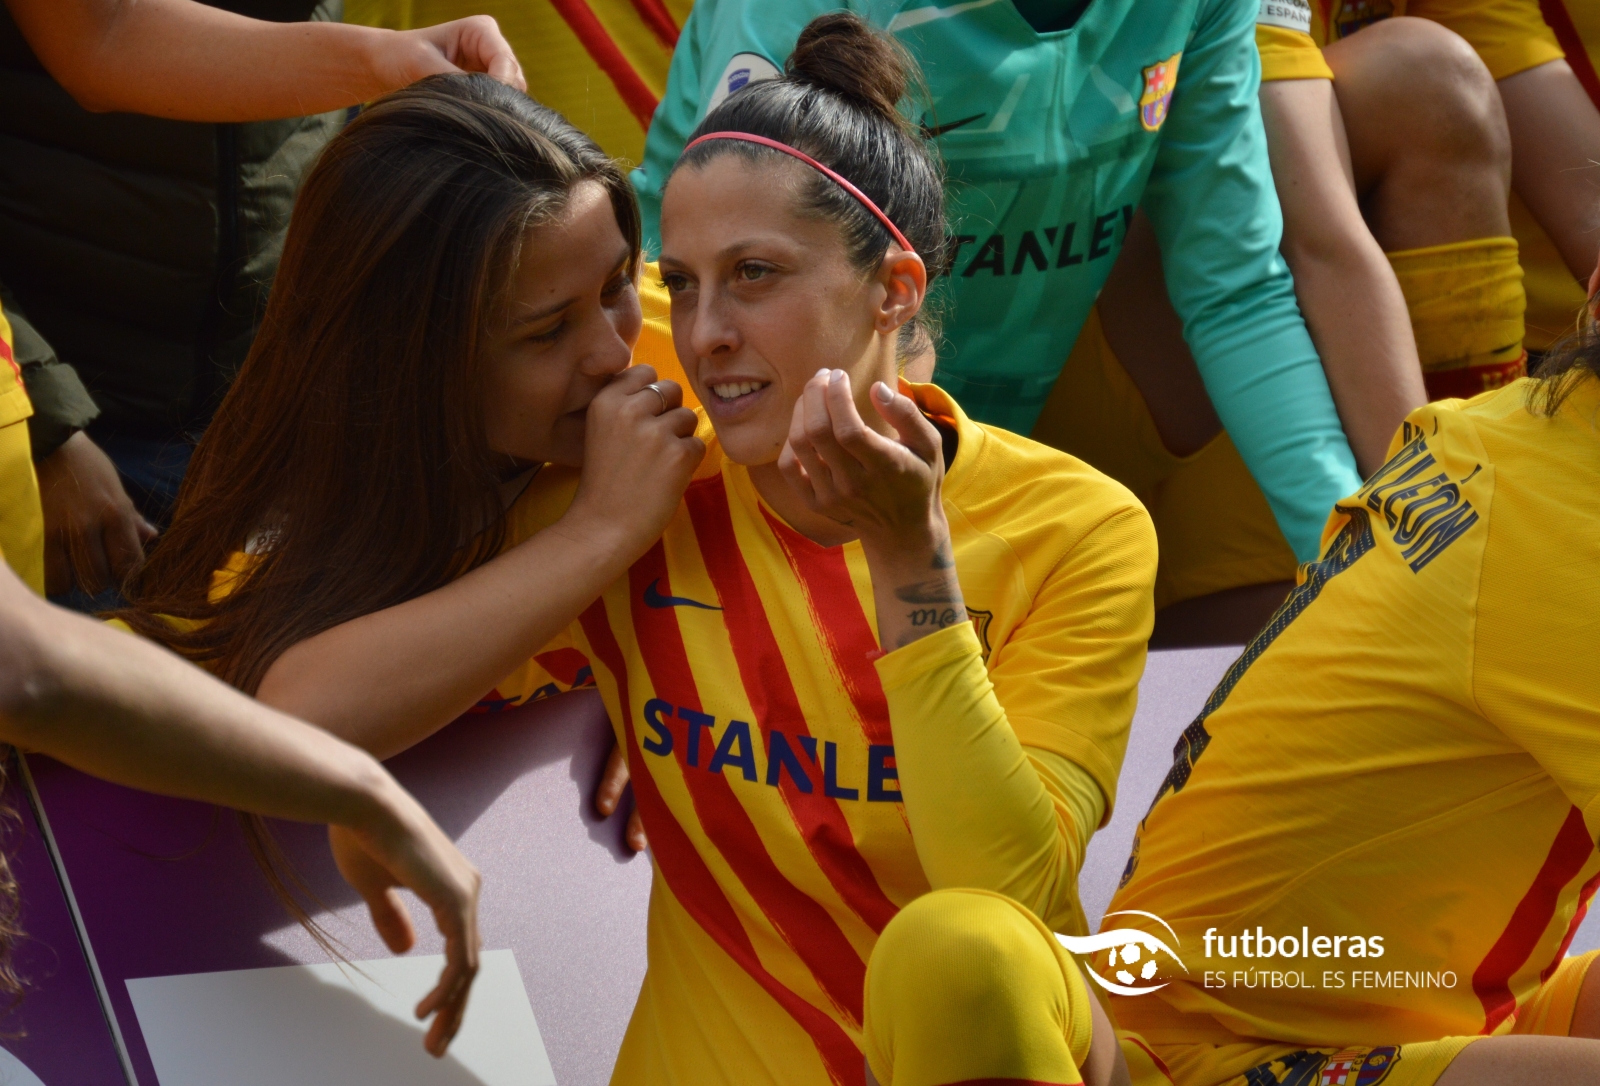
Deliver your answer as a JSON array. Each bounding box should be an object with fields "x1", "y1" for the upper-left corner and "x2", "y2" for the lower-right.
[
  {"x1": 1407, "y1": 0, "x2": 1565, "y2": 81},
  {"x1": 0, "y1": 417, "x2": 43, "y2": 595},
  {"x1": 1030, "y1": 308, "x2": 1298, "y2": 611},
  {"x1": 1156, "y1": 950, "x2": 1599, "y2": 1086}
]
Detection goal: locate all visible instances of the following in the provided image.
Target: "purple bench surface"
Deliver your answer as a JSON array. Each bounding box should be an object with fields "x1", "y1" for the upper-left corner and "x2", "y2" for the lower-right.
[{"x1": 2, "y1": 771, "x2": 127, "y2": 1085}]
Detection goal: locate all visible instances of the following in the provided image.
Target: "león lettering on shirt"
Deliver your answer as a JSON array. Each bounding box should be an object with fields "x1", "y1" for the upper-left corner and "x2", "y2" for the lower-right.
[
  {"x1": 640, "y1": 698, "x2": 902, "y2": 802},
  {"x1": 1357, "y1": 424, "x2": 1481, "y2": 573}
]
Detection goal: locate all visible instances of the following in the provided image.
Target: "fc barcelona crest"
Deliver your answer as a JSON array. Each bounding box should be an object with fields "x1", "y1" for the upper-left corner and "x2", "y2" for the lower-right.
[
  {"x1": 966, "y1": 607, "x2": 994, "y2": 662},
  {"x1": 1139, "y1": 52, "x2": 1181, "y2": 132}
]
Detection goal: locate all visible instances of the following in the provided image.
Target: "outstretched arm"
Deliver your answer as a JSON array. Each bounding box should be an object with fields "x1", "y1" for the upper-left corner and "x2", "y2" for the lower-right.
[
  {"x1": 1144, "y1": 0, "x2": 1363, "y2": 560},
  {"x1": 0, "y1": 562, "x2": 481, "y2": 1056},
  {"x1": 3, "y1": 0, "x2": 524, "y2": 122},
  {"x1": 1259, "y1": 77, "x2": 1427, "y2": 475}
]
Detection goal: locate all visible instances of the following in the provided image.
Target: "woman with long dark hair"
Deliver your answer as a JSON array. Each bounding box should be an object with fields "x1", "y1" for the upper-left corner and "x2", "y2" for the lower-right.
[{"x1": 117, "y1": 75, "x2": 704, "y2": 754}]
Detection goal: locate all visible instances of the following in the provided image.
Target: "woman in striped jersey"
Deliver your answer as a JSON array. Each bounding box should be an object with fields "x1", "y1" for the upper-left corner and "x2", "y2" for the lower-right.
[{"x1": 120, "y1": 22, "x2": 1160, "y2": 1084}]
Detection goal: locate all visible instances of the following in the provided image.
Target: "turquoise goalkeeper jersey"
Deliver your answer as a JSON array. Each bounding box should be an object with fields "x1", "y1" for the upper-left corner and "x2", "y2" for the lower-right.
[{"x1": 632, "y1": 0, "x2": 1361, "y2": 561}]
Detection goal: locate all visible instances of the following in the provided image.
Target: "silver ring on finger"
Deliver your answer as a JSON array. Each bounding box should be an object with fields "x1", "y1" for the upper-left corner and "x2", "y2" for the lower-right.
[{"x1": 644, "y1": 382, "x2": 668, "y2": 415}]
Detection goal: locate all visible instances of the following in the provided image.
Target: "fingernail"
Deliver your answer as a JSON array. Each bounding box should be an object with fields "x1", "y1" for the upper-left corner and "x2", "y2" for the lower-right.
[
  {"x1": 875, "y1": 381, "x2": 894, "y2": 400},
  {"x1": 815, "y1": 368, "x2": 830, "y2": 380},
  {"x1": 830, "y1": 369, "x2": 845, "y2": 384}
]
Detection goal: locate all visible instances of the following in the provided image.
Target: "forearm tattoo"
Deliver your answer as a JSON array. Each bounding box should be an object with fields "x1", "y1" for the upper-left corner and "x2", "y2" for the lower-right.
[{"x1": 891, "y1": 540, "x2": 961, "y2": 646}]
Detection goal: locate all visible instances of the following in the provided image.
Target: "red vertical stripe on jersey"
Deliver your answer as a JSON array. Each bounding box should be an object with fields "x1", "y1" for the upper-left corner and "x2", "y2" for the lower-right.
[
  {"x1": 579, "y1": 599, "x2": 865, "y2": 1084},
  {"x1": 763, "y1": 508, "x2": 894, "y2": 747},
  {"x1": 628, "y1": 543, "x2": 871, "y2": 1031},
  {"x1": 1472, "y1": 805, "x2": 1596, "y2": 1031},
  {"x1": 1540, "y1": 869, "x2": 1600, "y2": 983},
  {"x1": 1541, "y1": 0, "x2": 1600, "y2": 110},
  {"x1": 0, "y1": 333, "x2": 19, "y2": 385},
  {"x1": 547, "y1": 0, "x2": 660, "y2": 128},
  {"x1": 686, "y1": 476, "x2": 901, "y2": 934},
  {"x1": 629, "y1": 0, "x2": 680, "y2": 48}
]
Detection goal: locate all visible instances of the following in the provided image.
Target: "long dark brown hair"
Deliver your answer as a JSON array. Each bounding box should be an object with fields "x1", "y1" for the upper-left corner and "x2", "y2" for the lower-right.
[
  {"x1": 116, "y1": 74, "x2": 639, "y2": 690},
  {"x1": 1532, "y1": 290, "x2": 1600, "y2": 415},
  {"x1": 110, "y1": 75, "x2": 640, "y2": 940}
]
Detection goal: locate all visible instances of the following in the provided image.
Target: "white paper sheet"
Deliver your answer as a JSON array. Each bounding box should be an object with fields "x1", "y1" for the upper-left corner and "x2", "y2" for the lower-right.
[
  {"x1": 0, "y1": 1047, "x2": 46, "y2": 1086},
  {"x1": 127, "y1": 949, "x2": 555, "y2": 1086}
]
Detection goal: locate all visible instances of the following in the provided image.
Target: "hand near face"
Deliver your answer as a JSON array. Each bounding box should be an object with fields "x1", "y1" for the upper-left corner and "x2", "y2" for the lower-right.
[
  {"x1": 778, "y1": 370, "x2": 966, "y2": 653},
  {"x1": 777, "y1": 369, "x2": 944, "y2": 550},
  {"x1": 568, "y1": 364, "x2": 705, "y2": 554}
]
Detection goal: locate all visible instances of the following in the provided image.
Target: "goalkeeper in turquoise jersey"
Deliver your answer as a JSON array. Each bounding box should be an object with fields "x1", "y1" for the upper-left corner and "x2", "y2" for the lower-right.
[{"x1": 633, "y1": 0, "x2": 1362, "y2": 564}]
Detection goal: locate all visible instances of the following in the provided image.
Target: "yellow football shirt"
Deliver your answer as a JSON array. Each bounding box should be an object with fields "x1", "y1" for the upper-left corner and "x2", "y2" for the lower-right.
[
  {"x1": 487, "y1": 382, "x2": 1157, "y2": 1083},
  {"x1": 0, "y1": 301, "x2": 43, "y2": 594},
  {"x1": 1109, "y1": 375, "x2": 1600, "y2": 1053},
  {"x1": 344, "y1": 0, "x2": 692, "y2": 164}
]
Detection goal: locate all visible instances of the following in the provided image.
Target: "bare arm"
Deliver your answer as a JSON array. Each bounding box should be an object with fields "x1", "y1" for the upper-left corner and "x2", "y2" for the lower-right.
[
  {"x1": 0, "y1": 563, "x2": 480, "y2": 1055},
  {"x1": 1498, "y1": 59, "x2": 1600, "y2": 283},
  {"x1": 3, "y1": 0, "x2": 524, "y2": 121},
  {"x1": 1260, "y1": 77, "x2": 1427, "y2": 476},
  {"x1": 256, "y1": 368, "x2": 704, "y2": 759}
]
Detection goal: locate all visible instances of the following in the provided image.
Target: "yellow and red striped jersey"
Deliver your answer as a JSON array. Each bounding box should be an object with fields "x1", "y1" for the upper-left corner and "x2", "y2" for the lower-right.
[
  {"x1": 345, "y1": 0, "x2": 692, "y2": 163},
  {"x1": 1110, "y1": 376, "x2": 1600, "y2": 1052},
  {"x1": 487, "y1": 382, "x2": 1157, "y2": 1084},
  {"x1": 0, "y1": 302, "x2": 28, "y2": 429}
]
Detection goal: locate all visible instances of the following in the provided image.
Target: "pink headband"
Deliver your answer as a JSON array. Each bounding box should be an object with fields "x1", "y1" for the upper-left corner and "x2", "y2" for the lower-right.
[{"x1": 684, "y1": 131, "x2": 915, "y2": 254}]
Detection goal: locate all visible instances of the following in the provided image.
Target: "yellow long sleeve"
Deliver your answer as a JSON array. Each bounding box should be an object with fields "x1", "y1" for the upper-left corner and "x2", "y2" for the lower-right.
[{"x1": 873, "y1": 499, "x2": 1152, "y2": 935}]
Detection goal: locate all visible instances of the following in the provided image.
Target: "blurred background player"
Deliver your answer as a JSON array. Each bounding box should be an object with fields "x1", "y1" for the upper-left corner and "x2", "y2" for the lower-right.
[
  {"x1": 1425, "y1": 0, "x2": 1600, "y2": 354},
  {"x1": 1252, "y1": 0, "x2": 1600, "y2": 362},
  {"x1": 635, "y1": 0, "x2": 1371, "y2": 648},
  {"x1": 1043, "y1": 4, "x2": 1524, "y2": 642},
  {"x1": 0, "y1": 0, "x2": 521, "y2": 604},
  {"x1": 347, "y1": 0, "x2": 692, "y2": 165}
]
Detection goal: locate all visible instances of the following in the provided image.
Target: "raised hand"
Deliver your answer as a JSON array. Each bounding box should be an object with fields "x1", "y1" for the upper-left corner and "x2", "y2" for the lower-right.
[
  {"x1": 566, "y1": 365, "x2": 705, "y2": 556},
  {"x1": 777, "y1": 369, "x2": 965, "y2": 652}
]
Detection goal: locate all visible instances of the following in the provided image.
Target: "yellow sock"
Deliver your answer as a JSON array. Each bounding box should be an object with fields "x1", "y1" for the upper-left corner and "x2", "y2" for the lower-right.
[
  {"x1": 1388, "y1": 237, "x2": 1527, "y2": 401},
  {"x1": 863, "y1": 889, "x2": 1093, "y2": 1086}
]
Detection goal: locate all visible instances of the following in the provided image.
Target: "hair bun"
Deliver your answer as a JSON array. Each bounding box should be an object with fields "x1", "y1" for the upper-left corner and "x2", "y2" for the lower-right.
[{"x1": 786, "y1": 12, "x2": 912, "y2": 129}]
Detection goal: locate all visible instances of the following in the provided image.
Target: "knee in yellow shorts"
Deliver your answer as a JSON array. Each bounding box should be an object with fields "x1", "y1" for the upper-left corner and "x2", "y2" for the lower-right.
[{"x1": 864, "y1": 888, "x2": 1095, "y2": 1086}]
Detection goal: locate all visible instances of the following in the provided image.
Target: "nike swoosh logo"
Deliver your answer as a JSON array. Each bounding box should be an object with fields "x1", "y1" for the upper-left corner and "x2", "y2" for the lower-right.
[
  {"x1": 920, "y1": 112, "x2": 986, "y2": 138},
  {"x1": 643, "y1": 578, "x2": 723, "y2": 611}
]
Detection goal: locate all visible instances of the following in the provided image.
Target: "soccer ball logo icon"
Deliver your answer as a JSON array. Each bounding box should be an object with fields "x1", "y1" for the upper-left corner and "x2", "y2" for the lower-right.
[{"x1": 1055, "y1": 910, "x2": 1187, "y2": 996}]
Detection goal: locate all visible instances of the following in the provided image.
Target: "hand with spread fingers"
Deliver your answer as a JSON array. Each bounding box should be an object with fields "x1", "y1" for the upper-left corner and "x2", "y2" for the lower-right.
[
  {"x1": 329, "y1": 809, "x2": 482, "y2": 1057},
  {"x1": 777, "y1": 368, "x2": 966, "y2": 653}
]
